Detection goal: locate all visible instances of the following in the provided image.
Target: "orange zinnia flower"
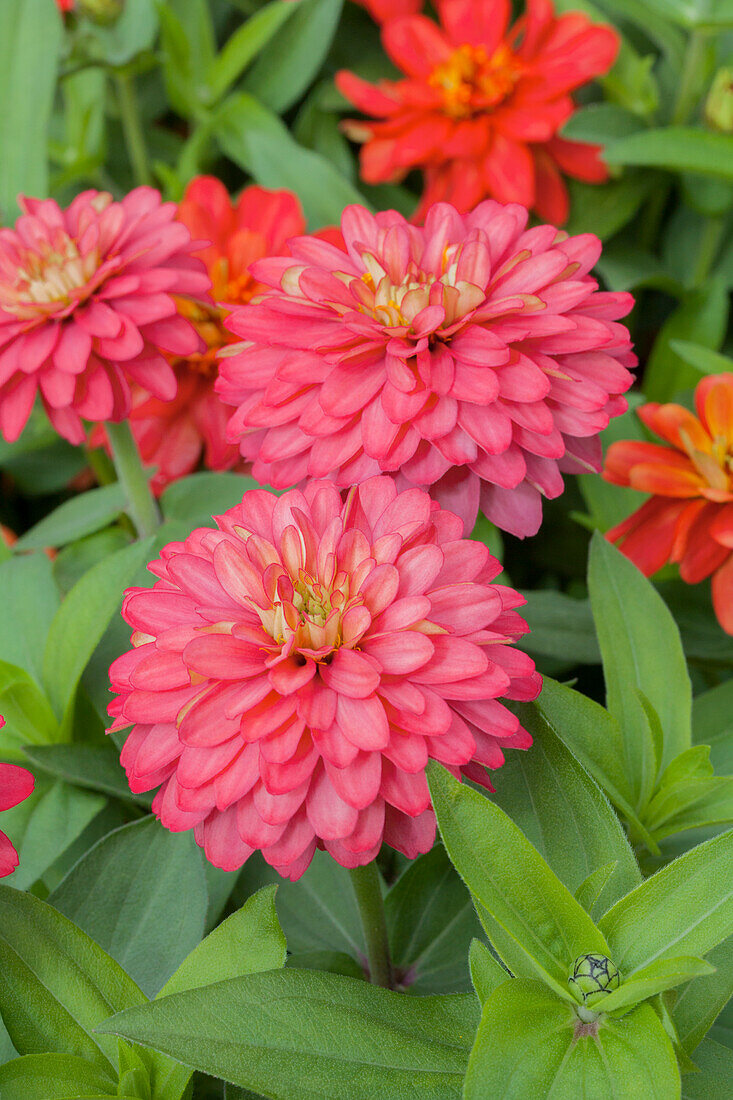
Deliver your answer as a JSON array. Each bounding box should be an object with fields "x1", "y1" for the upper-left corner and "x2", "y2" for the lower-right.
[
  {"x1": 124, "y1": 177, "x2": 305, "y2": 493},
  {"x1": 604, "y1": 374, "x2": 733, "y2": 634},
  {"x1": 337, "y1": 0, "x2": 619, "y2": 224}
]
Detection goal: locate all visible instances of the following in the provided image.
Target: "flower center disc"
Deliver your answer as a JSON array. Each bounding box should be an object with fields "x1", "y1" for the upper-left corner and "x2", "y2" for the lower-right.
[{"x1": 429, "y1": 43, "x2": 522, "y2": 119}]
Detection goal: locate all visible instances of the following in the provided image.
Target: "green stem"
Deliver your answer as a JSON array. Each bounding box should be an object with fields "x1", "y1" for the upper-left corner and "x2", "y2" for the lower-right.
[
  {"x1": 671, "y1": 31, "x2": 707, "y2": 125},
  {"x1": 115, "y1": 72, "x2": 152, "y2": 186},
  {"x1": 350, "y1": 862, "x2": 393, "y2": 989},
  {"x1": 692, "y1": 216, "x2": 726, "y2": 286},
  {"x1": 106, "y1": 419, "x2": 160, "y2": 539}
]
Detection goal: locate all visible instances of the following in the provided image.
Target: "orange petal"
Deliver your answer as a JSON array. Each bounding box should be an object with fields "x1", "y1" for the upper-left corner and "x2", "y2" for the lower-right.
[
  {"x1": 709, "y1": 503, "x2": 733, "y2": 549},
  {"x1": 712, "y1": 554, "x2": 733, "y2": 635},
  {"x1": 638, "y1": 402, "x2": 710, "y2": 453},
  {"x1": 603, "y1": 440, "x2": 692, "y2": 487},
  {"x1": 678, "y1": 503, "x2": 730, "y2": 583},
  {"x1": 607, "y1": 497, "x2": 689, "y2": 577},
  {"x1": 697, "y1": 374, "x2": 733, "y2": 447},
  {"x1": 629, "y1": 463, "x2": 704, "y2": 497}
]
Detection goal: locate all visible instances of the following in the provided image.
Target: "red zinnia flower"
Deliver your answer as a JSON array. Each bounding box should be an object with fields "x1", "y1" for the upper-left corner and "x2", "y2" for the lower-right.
[
  {"x1": 124, "y1": 177, "x2": 306, "y2": 493},
  {"x1": 109, "y1": 477, "x2": 540, "y2": 880},
  {"x1": 0, "y1": 719, "x2": 35, "y2": 878},
  {"x1": 337, "y1": 0, "x2": 619, "y2": 224},
  {"x1": 352, "y1": 0, "x2": 423, "y2": 24},
  {"x1": 0, "y1": 188, "x2": 209, "y2": 445},
  {"x1": 56, "y1": 0, "x2": 74, "y2": 10},
  {"x1": 604, "y1": 374, "x2": 733, "y2": 634},
  {"x1": 218, "y1": 202, "x2": 635, "y2": 538}
]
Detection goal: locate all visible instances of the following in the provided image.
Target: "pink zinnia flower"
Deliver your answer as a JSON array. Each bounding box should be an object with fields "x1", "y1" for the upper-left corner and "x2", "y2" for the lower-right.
[
  {"x1": 109, "y1": 477, "x2": 540, "y2": 880},
  {"x1": 0, "y1": 188, "x2": 209, "y2": 445},
  {"x1": 217, "y1": 203, "x2": 635, "y2": 537},
  {"x1": 0, "y1": 720, "x2": 35, "y2": 878}
]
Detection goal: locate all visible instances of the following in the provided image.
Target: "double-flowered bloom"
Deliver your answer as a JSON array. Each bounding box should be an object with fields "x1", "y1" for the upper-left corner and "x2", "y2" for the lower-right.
[
  {"x1": 125, "y1": 177, "x2": 305, "y2": 492},
  {"x1": 0, "y1": 188, "x2": 209, "y2": 445},
  {"x1": 218, "y1": 202, "x2": 635, "y2": 538},
  {"x1": 337, "y1": 0, "x2": 619, "y2": 223},
  {"x1": 109, "y1": 478, "x2": 540, "y2": 880},
  {"x1": 604, "y1": 374, "x2": 733, "y2": 634}
]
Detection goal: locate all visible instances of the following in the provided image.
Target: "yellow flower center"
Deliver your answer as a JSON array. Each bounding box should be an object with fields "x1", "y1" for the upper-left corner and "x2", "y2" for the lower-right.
[{"x1": 429, "y1": 42, "x2": 522, "y2": 119}]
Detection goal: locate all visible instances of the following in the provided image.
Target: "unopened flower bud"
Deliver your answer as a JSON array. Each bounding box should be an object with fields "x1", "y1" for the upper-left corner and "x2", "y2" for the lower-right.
[
  {"x1": 568, "y1": 954, "x2": 621, "y2": 1003},
  {"x1": 78, "y1": 0, "x2": 124, "y2": 24},
  {"x1": 705, "y1": 69, "x2": 733, "y2": 134}
]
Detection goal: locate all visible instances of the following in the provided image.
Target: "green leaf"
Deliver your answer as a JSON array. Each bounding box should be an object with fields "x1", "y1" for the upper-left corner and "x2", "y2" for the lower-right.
[
  {"x1": 14, "y1": 485, "x2": 126, "y2": 551},
  {"x1": 207, "y1": 1, "x2": 296, "y2": 103},
  {"x1": 562, "y1": 103, "x2": 646, "y2": 143},
  {"x1": 694, "y1": 680, "x2": 733, "y2": 775},
  {"x1": 0, "y1": 885, "x2": 145, "y2": 1073},
  {"x1": 493, "y1": 702, "x2": 641, "y2": 910},
  {"x1": 599, "y1": 828, "x2": 733, "y2": 976},
  {"x1": 0, "y1": 1053, "x2": 117, "y2": 1098},
  {"x1": 589, "y1": 533, "x2": 692, "y2": 779},
  {"x1": 22, "y1": 744, "x2": 148, "y2": 805},
  {"x1": 592, "y1": 956, "x2": 714, "y2": 1015},
  {"x1": 682, "y1": 1039, "x2": 733, "y2": 1099},
  {"x1": 238, "y1": 849, "x2": 366, "y2": 963},
  {"x1": 637, "y1": 0, "x2": 733, "y2": 28},
  {"x1": 86, "y1": 0, "x2": 158, "y2": 66},
  {"x1": 0, "y1": 660, "x2": 59, "y2": 760},
  {"x1": 159, "y1": 471, "x2": 258, "y2": 528},
  {"x1": 574, "y1": 864, "x2": 618, "y2": 917},
  {"x1": 42, "y1": 537, "x2": 153, "y2": 721},
  {"x1": 518, "y1": 591, "x2": 600, "y2": 664},
  {"x1": 97, "y1": 970, "x2": 478, "y2": 1098},
  {"x1": 11, "y1": 780, "x2": 106, "y2": 891},
  {"x1": 159, "y1": 885, "x2": 286, "y2": 998},
  {"x1": 468, "y1": 940, "x2": 509, "y2": 1006},
  {"x1": 384, "y1": 844, "x2": 482, "y2": 993},
  {"x1": 464, "y1": 979, "x2": 680, "y2": 1100},
  {"x1": 564, "y1": 172, "x2": 656, "y2": 241},
  {"x1": 577, "y1": 393, "x2": 650, "y2": 532},
  {"x1": 604, "y1": 127, "x2": 733, "y2": 180},
  {"x1": 643, "y1": 280, "x2": 730, "y2": 402},
  {"x1": 50, "y1": 817, "x2": 207, "y2": 998},
  {"x1": 644, "y1": 746, "x2": 733, "y2": 840},
  {"x1": 670, "y1": 340, "x2": 733, "y2": 378},
  {"x1": 674, "y1": 937, "x2": 733, "y2": 1054},
  {"x1": 243, "y1": 0, "x2": 343, "y2": 114},
  {"x1": 535, "y1": 678, "x2": 654, "y2": 844},
  {"x1": 0, "y1": 554, "x2": 59, "y2": 687},
  {"x1": 427, "y1": 762, "x2": 610, "y2": 1001},
  {"x1": 0, "y1": 0, "x2": 62, "y2": 221}
]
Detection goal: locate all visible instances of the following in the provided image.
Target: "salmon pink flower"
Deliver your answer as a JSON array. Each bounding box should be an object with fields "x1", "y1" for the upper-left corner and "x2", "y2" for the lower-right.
[
  {"x1": 604, "y1": 374, "x2": 733, "y2": 635},
  {"x1": 0, "y1": 719, "x2": 35, "y2": 878},
  {"x1": 218, "y1": 202, "x2": 635, "y2": 538},
  {"x1": 337, "y1": 0, "x2": 619, "y2": 224},
  {"x1": 0, "y1": 188, "x2": 209, "y2": 445},
  {"x1": 124, "y1": 177, "x2": 305, "y2": 493},
  {"x1": 108, "y1": 477, "x2": 540, "y2": 880}
]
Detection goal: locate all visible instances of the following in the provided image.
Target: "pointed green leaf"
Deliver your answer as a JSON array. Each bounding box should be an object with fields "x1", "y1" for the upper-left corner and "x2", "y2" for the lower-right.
[
  {"x1": 693, "y1": 680, "x2": 733, "y2": 775},
  {"x1": 468, "y1": 940, "x2": 509, "y2": 1006},
  {"x1": 0, "y1": 554, "x2": 59, "y2": 687},
  {"x1": 599, "y1": 829, "x2": 733, "y2": 976},
  {"x1": 591, "y1": 956, "x2": 714, "y2": 1015},
  {"x1": 50, "y1": 817, "x2": 207, "y2": 998},
  {"x1": 589, "y1": 533, "x2": 692, "y2": 777},
  {"x1": 14, "y1": 485, "x2": 126, "y2": 551},
  {"x1": 574, "y1": 864, "x2": 618, "y2": 918},
  {"x1": 427, "y1": 762, "x2": 610, "y2": 1001},
  {"x1": 96, "y1": 970, "x2": 478, "y2": 1098},
  {"x1": 0, "y1": 885, "x2": 146, "y2": 1073},
  {"x1": 11, "y1": 780, "x2": 106, "y2": 891},
  {"x1": 604, "y1": 127, "x2": 733, "y2": 179},
  {"x1": 464, "y1": 979, "x2": 680, "y2": 1100},
  {"x1": 674, "y1": 938, "x2": 733, "y2": 1054},
  {"x1": 682, "y1": 1039, "x2": 733, "y2": 1099},
  {"x1": 207, "y1": 1, "x2": 296, "y2": 103},
  {"x1": 0, "y1": 1053, "x2": 117, "y2": 1098}
]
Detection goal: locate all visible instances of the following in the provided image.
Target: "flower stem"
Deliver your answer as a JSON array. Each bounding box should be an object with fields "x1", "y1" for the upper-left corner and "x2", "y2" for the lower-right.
[
  {"x1": 350, "y1": 862, "x2": 393, "y2": 989},
  {"x1": 692, "y1": 216, "x2": 726, "y2": 286},
  {"x1": 106, "y1": 419, "x2": 160, "y2": 538},
  {"x1": 115, "y1": 72, "x2": 152, "y2": 187},
  {"x1": 671, "y1": 31, "x2": 707, "y2": 125}
]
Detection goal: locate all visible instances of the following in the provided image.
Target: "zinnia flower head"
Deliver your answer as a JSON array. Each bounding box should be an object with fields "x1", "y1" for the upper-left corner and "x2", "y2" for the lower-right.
[
  {"x1": 0, "y1": 719, "x2": 35, "y2": 878},
  {"x1": 217, "y1": 202, "x2": 635, "y2": 538},
  {"x1": 337, "y1": 0, "x2": 619, "y2": 224},
  {"x1": 124, "y1": 177, "x2": 305, "y2": 493},
  {"x1": 0, "y1": 188, "x2": 209, "y2": 445},
  {"x1": 352, "y1": 0, "x2": 423, "y2": 24},
  {"x1": 604, "y1": 374, "x2": 733, "y2": 634},
  {"x1": 109, "y1": 477, "x2": 540, "y2": 880}
]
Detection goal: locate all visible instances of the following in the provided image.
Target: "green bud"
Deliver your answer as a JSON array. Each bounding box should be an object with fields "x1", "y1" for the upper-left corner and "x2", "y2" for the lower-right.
[
  {"x1": 705, "y1": 69, "x2": 733, "y2": 134},
  {"x1": 568, "y1": 953, "x2": 621, "y2": 1003},
  {"x1": 78, "y1": 0, "x2": 124, "y2": 24}
]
